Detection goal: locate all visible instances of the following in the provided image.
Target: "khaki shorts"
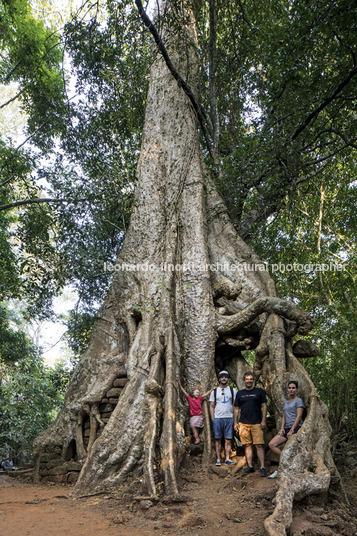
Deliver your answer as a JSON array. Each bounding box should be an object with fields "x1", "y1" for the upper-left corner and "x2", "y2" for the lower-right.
[{"x1": 238, "y1": 423, "x2": 264, "y2": 445}]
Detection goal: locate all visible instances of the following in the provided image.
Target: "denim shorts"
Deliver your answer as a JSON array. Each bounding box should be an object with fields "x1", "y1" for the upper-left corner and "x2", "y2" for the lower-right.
[{"x1": 213, "y1": 417, "x2": 234, "y2": 439}]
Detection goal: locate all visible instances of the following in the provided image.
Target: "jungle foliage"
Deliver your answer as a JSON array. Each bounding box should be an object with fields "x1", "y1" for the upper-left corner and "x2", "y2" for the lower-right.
[{"x1": 0, "y1": 303, "x2": 70, "y2": 463}]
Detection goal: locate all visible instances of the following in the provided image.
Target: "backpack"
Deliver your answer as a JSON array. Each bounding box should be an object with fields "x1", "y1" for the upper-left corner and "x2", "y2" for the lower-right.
[{"x1": 213, "y1": 386, "x2": 235, "y2": 405}]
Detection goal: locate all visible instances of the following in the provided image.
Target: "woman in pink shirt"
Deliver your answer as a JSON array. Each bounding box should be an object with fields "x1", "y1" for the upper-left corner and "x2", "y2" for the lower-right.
[{"x1": 178, "y1": 380, "x2": 213, "y2": 444}]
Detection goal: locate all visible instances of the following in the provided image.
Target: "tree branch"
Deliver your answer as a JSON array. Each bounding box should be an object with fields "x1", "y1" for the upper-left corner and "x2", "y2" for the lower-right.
[
  {"x1": 292, "y1": 65, "x2": 357, "y2": 141},
  {"x1": 0, "y1": 89, "x2": 23, "y2": 110},
  {"x1": 314, "y1": 129, "x2": 357, "y2": 150},
  {"x1": 5, "y1": 60, "x2": 22, "y2": 82},
  {"x1": 0, "y1": 198, "x2": 68, "y2": 212},
  {"x1": 134, "y1": 0, "x2": 214, "y2": 159},
  {"x1": 333, "y1": 31, "x2": 356, "y2": 67},
  {"x1": 238, "y1": 161, "x2": 331, "y2": 239}
]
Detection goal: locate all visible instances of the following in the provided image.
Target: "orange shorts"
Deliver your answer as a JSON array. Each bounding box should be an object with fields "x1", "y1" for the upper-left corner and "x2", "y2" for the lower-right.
[{"x1": 238, "y1": 423, "x2": 264, "y2": 445}]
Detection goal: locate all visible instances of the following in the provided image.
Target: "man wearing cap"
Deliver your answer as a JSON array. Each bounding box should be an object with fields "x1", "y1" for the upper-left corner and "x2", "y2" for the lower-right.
[{"x1": 209, "y1": 371, "x2": 237, "y2": 466}]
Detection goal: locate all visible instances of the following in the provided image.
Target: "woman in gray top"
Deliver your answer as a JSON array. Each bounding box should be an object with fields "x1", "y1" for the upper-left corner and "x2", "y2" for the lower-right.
[{"x1": 268, "y1": 380, "x2": 305, "y2": 478}]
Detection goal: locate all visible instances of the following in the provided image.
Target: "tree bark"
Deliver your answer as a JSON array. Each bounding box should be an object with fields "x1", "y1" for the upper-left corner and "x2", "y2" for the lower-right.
[{"x1": 34, "y1": 1, "x2": 343, "y2": 532}]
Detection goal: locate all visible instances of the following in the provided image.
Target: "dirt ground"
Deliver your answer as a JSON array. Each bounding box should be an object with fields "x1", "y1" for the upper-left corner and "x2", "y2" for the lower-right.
[{"x1": 1, "y1": 455, "x2": 357, "y2": 536}]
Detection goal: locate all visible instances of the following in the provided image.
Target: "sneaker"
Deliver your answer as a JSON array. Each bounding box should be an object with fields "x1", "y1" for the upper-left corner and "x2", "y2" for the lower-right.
[
  {"x1": 242, "y1": 465, "x2": 255, "y2": 475},
  {"x1": 260, "y1": 467, "x2": 267, "y2": 477},
  {"x1": 215, "y1": 459, "x2": 222, "y2": 466},
  {"x1": 268, "y1": 470, "x2": 278, "y2": 479},
  {"x1": 194, "y1": 437, "x2": 200, "y2": 444},
  {"x1": 224, "y1": 459, "x2": 236, "y2": 465}
]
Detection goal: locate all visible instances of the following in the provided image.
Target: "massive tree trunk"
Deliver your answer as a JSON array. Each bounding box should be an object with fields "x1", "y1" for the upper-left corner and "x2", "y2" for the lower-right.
[{"x1": 34, "y1": 2, "x2": 343, "y2": 533}]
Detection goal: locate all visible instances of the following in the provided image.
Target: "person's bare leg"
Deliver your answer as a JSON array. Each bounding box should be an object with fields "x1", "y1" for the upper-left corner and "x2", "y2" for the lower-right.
[
  {"x1": 268, "y1": 434, "x2": 287, "y2": 458},
  {"x1": 191, "y1": 425, "x2": 199, "y2": 443},
  {"x1": 225, "y1": 439, "x2": 232, "y2": 461},
  {"x1": 215, "y1": 439, "x2": 222, "y2": 460},
  {"x1": 244, "y1": 443, "x2": 254, "y2": 466},
  {"x1": 256, "y1": 444, "x2": 265, "y2": 468}
]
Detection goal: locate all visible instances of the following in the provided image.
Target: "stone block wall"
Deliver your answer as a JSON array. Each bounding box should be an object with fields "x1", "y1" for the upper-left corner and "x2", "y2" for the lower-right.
[{"x1": 37, "y1": 374, "x2": 128, "y2": 484}]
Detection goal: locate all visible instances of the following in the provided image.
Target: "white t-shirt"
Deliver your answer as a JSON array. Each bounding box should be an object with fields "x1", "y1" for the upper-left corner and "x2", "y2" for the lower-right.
[{"x1": 209, "y1": 386, "x2": 237, "y2": 418}]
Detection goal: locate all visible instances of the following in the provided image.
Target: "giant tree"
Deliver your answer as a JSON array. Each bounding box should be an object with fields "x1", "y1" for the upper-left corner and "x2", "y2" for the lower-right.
[{"x1": 32, "y1": 0, "x2": 354, "y2": 534}]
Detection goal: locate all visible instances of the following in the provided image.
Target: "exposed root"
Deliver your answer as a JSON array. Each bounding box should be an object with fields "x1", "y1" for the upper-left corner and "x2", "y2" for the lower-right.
[
  {"x1": 87, "y1": 405, "x2": 100, "y2": 452},
  {"x1": 263, "y1": 350, "x2": 343, "y2": 535},
  {"x1": 143, "y1": 354, "x2": 163, "y2": 496},
  {"x1": 75, "y1": 408, "x2": 88, "y2": 462},
  {"x1": 212, "y1": 275, "x2": 242, "y2": 301},
  {"x1": 216, "y1": 297, "x2": 313, "y2": 336},
  {"x1": 202, "y1": 400, "x2": 212, "y2": 464},
  {"x1": 221, "y1": 336, "x2": 254, "y2": 348},
  {"x1": 92, "y1": 403, "x2": 105, "y2": 430},
  {"x1": 160, "y1": 326, "x2": 179, "y2": 495},
  {"x1": 264, "y1": 457, "x2": 330, "y2": 536},
  {"x1": 76, "y1": 491, "x2": 108, "y2": 499}
]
